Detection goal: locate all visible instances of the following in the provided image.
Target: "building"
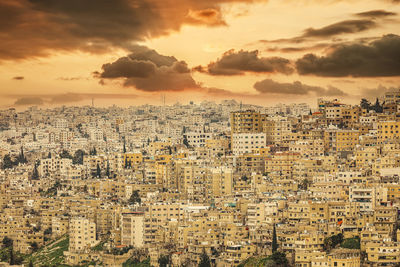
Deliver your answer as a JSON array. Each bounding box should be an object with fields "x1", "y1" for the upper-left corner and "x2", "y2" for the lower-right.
[{"x1": 121, "y1": 212, "x2": 144, "y2": 248}]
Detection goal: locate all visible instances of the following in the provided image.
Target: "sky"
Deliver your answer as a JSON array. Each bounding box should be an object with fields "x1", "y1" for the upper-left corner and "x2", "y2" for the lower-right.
[{"x1": 1, "y1": 0, "x2": 400, "y2": 109}]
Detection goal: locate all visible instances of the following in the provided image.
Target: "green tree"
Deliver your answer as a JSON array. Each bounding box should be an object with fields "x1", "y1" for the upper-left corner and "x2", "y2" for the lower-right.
[
  {"x1": 183, "y1": 135, "x2": 189, "y2": 147},
  {"x1": 2, "y1": 155, "x2": 14, "y2": 169},
  {"x1": 106, "y1": 162, "x2": 110, "y2": 177},
  {"x1": 272, "y1": 224, "x2": 278, "y2": 253},
  {"x1": 324, "y1": 233, "x2": 343, "y2": 251},
  {"x1": 341, "y1": 236, "x2": 360, "y2": 249},
  {"x1": 96, "y1": 163, "x2": 101, "y2": 178},
  {"x1": 268, "y1": 251, "x2": 288, "y2": 266},
  {"x1": 17, "y1": 146, "x2": 27, "y2": 164},
  {"x1": 30, "y1": 242, "x2": 39, "y2": 252},
  {"x1": 198, "y1": 250, "x2": 211, "y2": 267},
  {"x1": 373, "y1": 98, "x2": 383, "y2": 113},
  {"x1": 2, "y1": 237, "x2": 13, "y2": 248},
  {"x1": 299, "y1": 178, "x2": 311, "y2": 190},
  {"x1": 90, "y1": 147, "x2": 97, "y2": 155},
  {"x1": 158, "y1": 255, "x2": 170, "y2": 267},
  {"x1": 32, "y1": 163, "x2": 39, "y2": 180},
  {"x1": 129, "y1": 190, "x2": 141, "y2": 205},
  {"x1": 360, "y1": 98, "x2": 371, "y2": 110},
  {"x1": 9, "y1": 247, "x2": 14, "y2": 265},
  {"x1": 72, "y1": 149, "x2": 86, "y2": 164}
]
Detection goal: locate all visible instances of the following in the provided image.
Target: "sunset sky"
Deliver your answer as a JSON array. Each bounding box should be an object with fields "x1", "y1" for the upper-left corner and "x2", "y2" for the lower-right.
[{"x1": 1, "y1": 0, "x2": 400, "y2": 108}]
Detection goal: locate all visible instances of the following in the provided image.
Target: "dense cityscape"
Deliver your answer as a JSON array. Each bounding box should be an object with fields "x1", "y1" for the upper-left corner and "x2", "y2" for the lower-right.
[
  {"x1": 2, "y1": 0, "x2": 400, "y2": 266},
  {"x1": 0, "y1": 90, "x2": 399, "y2": 266}
]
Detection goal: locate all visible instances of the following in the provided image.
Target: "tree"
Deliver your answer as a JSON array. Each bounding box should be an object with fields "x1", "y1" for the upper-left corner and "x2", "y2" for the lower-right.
[
  {"x1": 72, "y1": 149, "x2": 85, "y2": 165},
  {"x1": 17, "y1": 146, "x2": 27, "y2": 164},
  {"x1": 183, "y1": 135, "x2": 189, "y2": 147},
  {"x1": 106, "y1": 162, "x2": 110, "y2": 177},
  {"x1": 124, "y1": 158, "x2": 129, "y2": 169},
  {"x1": 96, "y1": 163, "x2": 101, "y2": 178},
  {"x1": 198, "y1": 250, "x2": 211, "y2": 267},
  {"x1": 32, "y1": 163, "x2": 39, "y2": 180},
  {"x1": 373, "y1": 98, "x2": 383, "y2": 113},
  {"x1": 360, "y1": 98, "x2": 371, "y2": 110},
  {"x1": 299, "y1": 178, "x2": 311, "y2": 190},
  {"x1": 272, "y1": 224, "x2": 278, "y2": 253},
  {"x1": 59, "y1": 149, "x2": 72, "y2": 159},
  {"x1": 341, "y1": 236, "x2": 360, "y2": 249},
  {"x1": 324, "y1": 233, "x2": 343, "y2": 251},
  {"x1": 129, "y1": 190, "x2": 141, "y2": 205},
  {"x1": 2, "y1": 237, "x2": 12, "y2": 248},
  {"x1": 44, "y1": 228, "x2": 52, "y2": 236},
  {"x1": 268, "y1": 252, "x2": 288, "y2": 266},
  {"x1": 30, "y1": 242, "x2": 39, "y2": 252},
  {"x1": 29, "y1": 259, "x2": 34, "y2": 267},
  {"x1": 9, "y1": 247, "x2": 15, "y2": 265},
  {"x1": 2, "y1": 155, "x2": 13, "y2": 170},
  {"x1": 90, "y1": 147, "x2": 97, "y2": 156},
  {"x1": 158, "y1": 255, "x2": 170, "y2": 267}
]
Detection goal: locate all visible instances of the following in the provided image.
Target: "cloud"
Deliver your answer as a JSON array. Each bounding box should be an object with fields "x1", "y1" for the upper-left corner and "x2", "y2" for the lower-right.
[
  {"x1": 295, "y1": 34, "x2": 400, "y2": 77},
  {"x1": 0, "y1": 0, "x2": 263, "y2": 60},
  {"x1": 14, "y1": 97, "x2": 44, "y2": 106},
  {"x1": 186, "y1": 8, "x2": 227, "y2": 26},
  {"x1": 260, "y1": 19, "x2": 378, "y2": 45},
  {"x1": 194, "y1": 49, "x2": 293, "y2": 75},
  {"x1": 302, "y1": 20, "x2": 376, "y2": 38},
  {"x1": 12, "y1": 76, "x2": 24, "y2": 80},
  {"x1": 355, "y1": 10, "x2": 397, "y2": 18},
  {"x1": 266, "y1": 43, "x2": 332, "y2": 53},
  {"x1": 253, "y1": 79, "x2": 347, "y2": 96},
  {"x1": 11, "y1": 93, "x2": 139, "y2": 106},
  {"x1": 57, "y1": 76, "x2": 89, "y2": 81},
  {"x1": 97, "y1": 45, "x2": 199, "y2": 91},
  {"x1": 361, "y1": 85, "x2": 399, "y2": 98}
]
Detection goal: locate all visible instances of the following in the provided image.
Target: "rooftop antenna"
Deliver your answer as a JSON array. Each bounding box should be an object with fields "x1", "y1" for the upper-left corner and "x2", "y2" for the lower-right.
[
  {"x1": 92, "y1": 98, "x2": 94, "y2": 107},
  {"x1": 240, "y1": 101, "x2": 243, "y2": 111}
]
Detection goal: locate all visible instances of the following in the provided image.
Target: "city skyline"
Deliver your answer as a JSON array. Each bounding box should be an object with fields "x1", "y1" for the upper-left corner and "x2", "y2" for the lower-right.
[{"x1": 1, "y1": 0, "x2": 400, "y2": 108}]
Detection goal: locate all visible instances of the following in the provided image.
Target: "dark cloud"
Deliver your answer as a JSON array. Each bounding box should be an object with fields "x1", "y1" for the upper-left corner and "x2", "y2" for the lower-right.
[
  {"x1": 194, "y1": 49, "x2": 293, "y2": 75},
  {"x1": 355, "y1": 10, "x2": 397, "y2": 18},
  {"x1": 303, "y1": 20, "x2": 376, "y2": 38},
  {"x1": 14, "y1": 97, "x2": 44, "y2": 106},
  {"x1": 296, "y1": 34, "x2": 400, "y2": 77},
  {"x1": 12, "y1": 76, "x2": 24, "y2": 80},
  {"x1": 253, "y1": 79, "x2": 347, "y2": 96},
  {"x1": 97, "y1": 45, "x2": 198, "y2": 91},
  {"x1": 0, "y1": 0, "x2": 263, "y2": 60},
  {"x1": 261, "y1": 19, "x2": 378, "y2": 45},
  {"x1": 266, "y1": 43, "x2": 332, "y2": 53}
]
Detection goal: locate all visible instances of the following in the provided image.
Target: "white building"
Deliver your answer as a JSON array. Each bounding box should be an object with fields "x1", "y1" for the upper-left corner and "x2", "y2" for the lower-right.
[
  {"x1": 184, "y1": 131, "x2": 213, "y2": 147},
  {"x1": 232, "y1": 133, "x2": 266, "y2": 155}
]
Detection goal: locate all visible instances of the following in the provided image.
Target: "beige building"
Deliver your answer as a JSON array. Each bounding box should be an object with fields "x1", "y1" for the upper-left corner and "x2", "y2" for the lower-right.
[
  {"x1": 69, "y1": 217, "x2": 97, "y2": 252},
  {"x1": 121, "y1": 212, "x2": 144, "y2": 248}
]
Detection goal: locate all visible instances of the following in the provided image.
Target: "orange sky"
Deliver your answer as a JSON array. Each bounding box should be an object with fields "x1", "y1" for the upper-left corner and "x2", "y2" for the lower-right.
[{"x1": 1, "y1": 0, "x2": 400, "y2": 109}]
